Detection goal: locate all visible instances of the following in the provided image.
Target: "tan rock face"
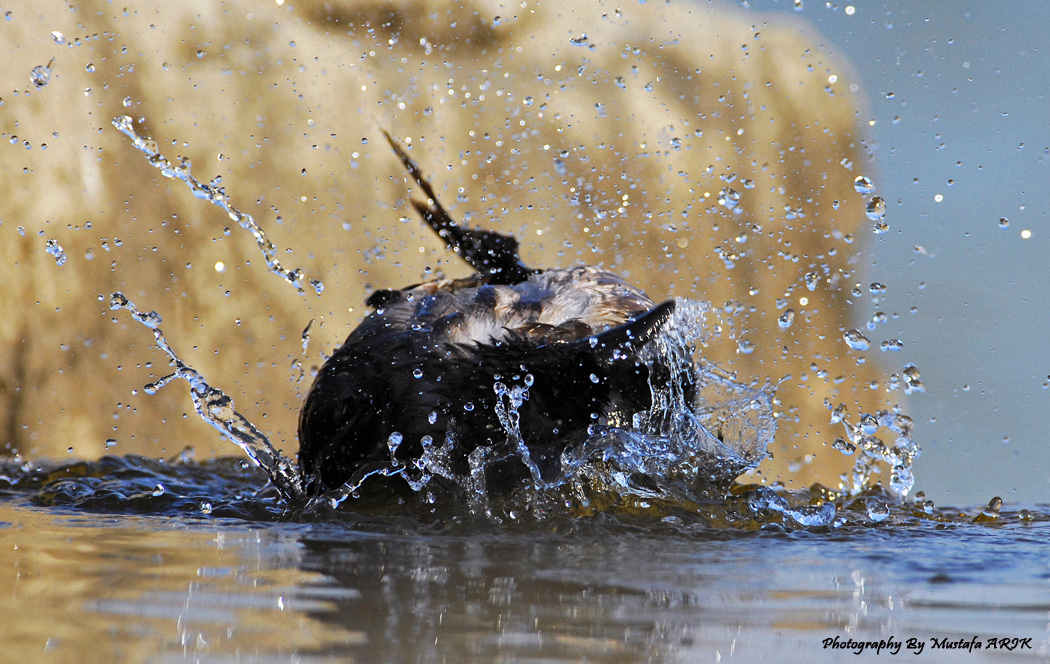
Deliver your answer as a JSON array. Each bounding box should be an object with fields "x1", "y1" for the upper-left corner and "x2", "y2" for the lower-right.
[{"x1": 1, "y1": 0, "x2": 885, "y2": 487}]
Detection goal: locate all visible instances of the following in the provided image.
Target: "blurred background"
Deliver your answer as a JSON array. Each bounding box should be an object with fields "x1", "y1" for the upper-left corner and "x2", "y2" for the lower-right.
[
  {"x1": 2, "y1": 0, "x2": 1047, "y2": 506},
  {"x1": 747, "y1": 1, "x2": 1050, "y2": 504}
]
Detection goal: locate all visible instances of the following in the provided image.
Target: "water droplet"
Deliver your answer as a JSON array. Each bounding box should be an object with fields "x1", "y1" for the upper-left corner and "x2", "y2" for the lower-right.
[
  {"x1": 903, "y1": 363, "x2": 924, "y2": 394},
  {"x1": 777, "y1": 309, "x2": 795, "y2": 329},
  {"x1": 199, "y1": 502, "x2": 213, "y2": 515},
  {"x1": 45, "y1": 238, "x2": 67, "y2": 266},
  {"x1": 866, "y1": 196, "x2": 886, "y2": 221},
  {"x1": 109, "y1": 292, "x2": 129, "y2": 310},
  {"x1": 718, "y1": 187, "x2": 740, "y2": 210},
  {"x1": 998, "y1": 217, "x2": 1009, "y2": 229},
  {"x1": 569, "y1": 33, "x2": 589, "y2": 46},
  {"x1": 463, "y1": 402, "x2": 474, "y2": 412},
  {"x1": 123, "y1": 96, "x2": 133, "y2": 107},
  {"x1": 804, "y1": 271, "x2": 819, "y2": 291},
  {"x1": 387, "y1": 432, "x2": 403, "y2": 456},
  {"x1": 30, "y1": 59, "x2": 54, "y2": 88},
  {"x1": 832, "y1": 437, "x2": 856, "y2": 456},
  {"x1": 830, "y1": 402, "x2": 849, "y2": 425},
  {"x1": 866, "y1": 497, "x2": 890, "y2": 522},
  {"x1": 428, "y1": 411, "x2": 438, "y2": 425},
  {"x1": 412, "y1": 368, "x2": 423, "y2": 379},
  {"x1": 793, "y1": 0, "x2": 804, "y2": 10},
  {"x1": 589, "y1": 373, "x2": 600, "y2": 384},
  {"x1": 880, "y1": 339, "x2": 903, "y2": 352},
  {"x1": 50, "y1": 31, "x2": 65, "y2": 44},
  {"x1": 152, "y1": 484, "x2": 165, "y2": 497},
  {"x1": 973, "y1": 496, "x2": 1002, "y2": 522},
  {"x1": 853, "y1": 176, "x2": 875, "y2": 194},
  {"x1": 737, "y1": 339, "x2": 755, "y2": 354},
  {"x1": 843, "y1": 329, "x2": 870, "y2": 351},
  {"x1": 85, "y1": 63, "x2": 95, "y2": 73}
]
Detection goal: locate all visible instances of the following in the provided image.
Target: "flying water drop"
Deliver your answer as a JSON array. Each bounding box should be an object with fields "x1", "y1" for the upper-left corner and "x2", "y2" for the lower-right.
[
  {"x1": 111, "y1": 115, "x2": 323, "y2": 296},
  {"x1": 843, "y1": 329, "x2": 870, "y2": 351},
  {"x1": 880, "y1": 339, "x2": 903, "y2": 352},
  {"x1": 866, "y1": 497, "x2": 890, "y2": 522},
  {"x1": 865, "y1": 196, "x2": 886, "y2": 221},
  {"x1": 30, "y1": 59, "x2": 55, "y2": 88},
  {"x1": 45, "y1": 238, "x2": 67, "y2": 266},
  {"x1": 718, "y1": 187, "x2": 740, "y2": 210},
  {"x1": 902, "y1": 363, "x2": 924, "y2": 394},
  {"x1": 853, "y1": 176, "x2": 875, "y2": 194}
]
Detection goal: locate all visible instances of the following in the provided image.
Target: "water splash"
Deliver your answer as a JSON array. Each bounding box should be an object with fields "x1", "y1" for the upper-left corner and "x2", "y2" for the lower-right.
[
  {"x1": 45, "y1": 238, "x2": 67, "y2": 266},
  {"x1": 831, "y1": 403, "x2": 920, "y2": 499},
  {"x1": 747, "y1": 487, "x2": 838, "y2": 527},
  {"x1": 546, "y1": 298, "x2": 776, "y2": 515},
  {"x1": 108, "y1": 292, "x2": 303, "y2": 502},
  {"x1": 105, "y1": 267, "x2": 914, "y2": 520},
  {"x1": 110, "y1": 115, "x2": 323, "y2": 296},
  {"x1": 309, "y1": 297, "x2": 778, "y2": 519}
]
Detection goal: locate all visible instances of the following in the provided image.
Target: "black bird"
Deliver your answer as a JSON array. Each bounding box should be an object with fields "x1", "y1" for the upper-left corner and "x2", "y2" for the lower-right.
[{"x1": 297, "y1": 133, "x2": 684, "y2": 496}]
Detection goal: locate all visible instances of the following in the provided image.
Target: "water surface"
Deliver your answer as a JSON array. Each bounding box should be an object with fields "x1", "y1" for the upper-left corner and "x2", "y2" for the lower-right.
[{"x1": 3, "y1": 457, "x2": 1048, "y2": 663}]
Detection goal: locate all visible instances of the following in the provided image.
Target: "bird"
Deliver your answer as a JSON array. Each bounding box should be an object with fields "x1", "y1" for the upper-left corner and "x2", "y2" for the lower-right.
[{"x1": 297, "y1": 132, "x2": 689, "y2": 498}]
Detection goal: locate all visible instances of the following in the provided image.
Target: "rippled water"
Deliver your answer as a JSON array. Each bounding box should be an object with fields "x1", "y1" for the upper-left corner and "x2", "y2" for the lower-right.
[{"x1": 3, "y1": 455, "x2": 1049, "y2": 663}]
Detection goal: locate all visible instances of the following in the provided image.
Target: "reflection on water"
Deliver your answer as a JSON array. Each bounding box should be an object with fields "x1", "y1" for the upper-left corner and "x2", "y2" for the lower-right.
[{"x1": 2, "y1": 457, "x2": 1049, "y2": 662}]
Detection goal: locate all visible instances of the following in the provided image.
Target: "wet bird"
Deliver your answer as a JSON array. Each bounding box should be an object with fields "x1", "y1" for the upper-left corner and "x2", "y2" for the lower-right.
[{"x1": 298, "y1": 133, "x2": 685, "y2": 496}]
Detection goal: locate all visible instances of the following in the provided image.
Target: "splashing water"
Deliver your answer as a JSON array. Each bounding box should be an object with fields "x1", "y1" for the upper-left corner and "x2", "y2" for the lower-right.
[
  {"x1": 45, "y1": 238, "x2": 66, "y2": 266},
  {"x1": 830, "y1": 401, "x2": 920, "y2": 499},
  {"x1": 110, "y1": 115, "x2": 324, "y2": 296},
  {"x1": 112, "y1": 280, "x2": 786, "y2": 520},
  {"x1": 108, "y1": 292, "x2": 303, "y2": 502},
  {"x1": 97, "y1": 116, "x2": 918, "y2": 521},
  {"x1": 465, "y1": 298, "x2": 780, "y2": 519},
  {"x1": 108, "y1": 266, "x2": 917, "y2": 522}
]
